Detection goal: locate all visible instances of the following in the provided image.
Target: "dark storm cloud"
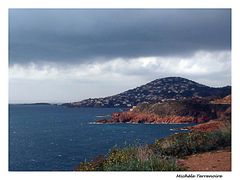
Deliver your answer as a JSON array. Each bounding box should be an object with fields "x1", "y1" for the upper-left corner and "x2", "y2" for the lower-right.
[{"x1": 9, "y1": 9, "x2": 231, "y2": 65}]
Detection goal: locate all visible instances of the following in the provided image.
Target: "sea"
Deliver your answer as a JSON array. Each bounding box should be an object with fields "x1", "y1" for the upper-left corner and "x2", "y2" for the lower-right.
[{"x1": 9, "y1": 104, "x2": 194, "y2": 171}]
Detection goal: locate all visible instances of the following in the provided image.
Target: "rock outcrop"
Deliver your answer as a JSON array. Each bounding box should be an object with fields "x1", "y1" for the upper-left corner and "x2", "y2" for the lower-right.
[
  {"x1": 187, "y1": 119, "x2": 230, "y2": 132},
  {"x1": 187, "y1": 105, "x2": 231, "y2": 132},
  {"x1": 97, "y1": 112, "x2": 199, "y2": 124},
  {"x1": 210, "y1": 95, "x2": 231, "y2": 105},
  {"x1": 96, "y1": 98, "x2": 231, "y2": 124}
]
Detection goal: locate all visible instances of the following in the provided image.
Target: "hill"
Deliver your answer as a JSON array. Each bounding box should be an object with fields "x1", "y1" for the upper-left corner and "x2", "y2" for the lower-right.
[{"x1": 63, "y1": 77, "x2": 231, "y2": 108}]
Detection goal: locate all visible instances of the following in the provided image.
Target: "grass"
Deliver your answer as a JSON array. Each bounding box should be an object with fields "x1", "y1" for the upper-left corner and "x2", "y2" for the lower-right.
[{"x1": 75, "y1": 127, "x2": 231, "y2": 171}]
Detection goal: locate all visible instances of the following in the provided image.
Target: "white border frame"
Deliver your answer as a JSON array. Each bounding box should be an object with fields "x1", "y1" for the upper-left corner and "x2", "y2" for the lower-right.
[{"x1": 1, "y1": 0, "x2": 240, "y2": 180}]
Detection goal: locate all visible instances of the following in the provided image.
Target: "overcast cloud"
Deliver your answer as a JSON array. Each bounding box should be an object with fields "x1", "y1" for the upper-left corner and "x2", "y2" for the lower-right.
[{"x1": 9, "y1": 9, "x2": 231, "y2": 103}]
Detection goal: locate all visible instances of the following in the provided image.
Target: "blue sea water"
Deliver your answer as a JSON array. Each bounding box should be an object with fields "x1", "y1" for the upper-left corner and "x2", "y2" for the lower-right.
[{"x1": 9, "y1": 105, "x2": 194, "y2": 171}]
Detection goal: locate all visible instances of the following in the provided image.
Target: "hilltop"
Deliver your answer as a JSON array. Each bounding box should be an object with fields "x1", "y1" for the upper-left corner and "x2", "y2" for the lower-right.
[{"x1": 63, "y1": 77, "x2": 230, "y2": 108}]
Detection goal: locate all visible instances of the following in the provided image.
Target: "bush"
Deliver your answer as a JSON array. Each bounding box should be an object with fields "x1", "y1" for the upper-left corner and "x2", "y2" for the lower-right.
[
  {"x1": 76, "y1": 146, "x2": 184, "y2": 171},
  {"x1": 152, "y1": 128, "x2": 231, "y2": 157},
  {"x1": 76, "y1": 128, "x2": 231, "y2": 171},
  {"x1": 103, "y1": 154, "x2": 183, "y2": 171}
]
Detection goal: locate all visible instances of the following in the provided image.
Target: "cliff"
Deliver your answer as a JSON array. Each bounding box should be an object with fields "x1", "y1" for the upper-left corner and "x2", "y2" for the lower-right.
[{"x1": 96, "y1": 98, "x2": 231, "y2": 124}]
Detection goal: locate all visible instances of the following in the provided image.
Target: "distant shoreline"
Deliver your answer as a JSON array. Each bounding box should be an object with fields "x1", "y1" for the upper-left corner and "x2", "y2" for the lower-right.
[{"x1": 9, "y1": 103, "x2": 53, "y2": 106}]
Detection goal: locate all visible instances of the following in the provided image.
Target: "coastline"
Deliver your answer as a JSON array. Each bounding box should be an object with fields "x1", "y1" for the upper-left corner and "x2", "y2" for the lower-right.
[
  {"x1": 76, "y1": 123, "x2": 231, "y2": 171},
  {"x1": 90, "y1": 121, "x2": 196, "y2": 125},
  {"x1": 77, "y1": 96, "x2": 231, "y2": 171}
]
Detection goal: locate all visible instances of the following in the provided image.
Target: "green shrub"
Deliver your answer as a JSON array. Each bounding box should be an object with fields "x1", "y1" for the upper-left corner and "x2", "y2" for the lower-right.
[
  {"x1": 76, "y1": 128, "x2": 231, "y2": 171},
  {"x1": 76, "y1": 146, "x2": 184, "y2": 171},
  {"x1": 103, "y1": 154, "x2": 183, "y2": 171},
  {"x1": 153, "y1": 128, "x2": 231, "y2": 157}
]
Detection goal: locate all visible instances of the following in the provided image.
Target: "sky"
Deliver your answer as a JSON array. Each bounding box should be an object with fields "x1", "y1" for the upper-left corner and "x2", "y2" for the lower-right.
[{"x1": 9, "y1": 9, "x2": 231, "y2": 103}]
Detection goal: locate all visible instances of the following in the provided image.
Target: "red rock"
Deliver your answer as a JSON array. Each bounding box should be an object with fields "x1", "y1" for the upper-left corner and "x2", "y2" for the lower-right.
[
  {"x1": 211, "y1": 95, "x2": 231, "y2": 105},
  {"x1": 96, "y1": 99, "x2": 231, "y2": 125},
  {"x1": 188, "y1": 120, "x2": 229, "y2": 132},
  {"x1": 98, "y1": 111, "x2": 206, "y2": 124}
]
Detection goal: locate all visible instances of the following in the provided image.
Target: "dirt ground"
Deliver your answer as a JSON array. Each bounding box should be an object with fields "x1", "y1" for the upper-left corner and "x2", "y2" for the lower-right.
[{"x1": 177, "y1": 148, "x2": 231, "y2": 171}]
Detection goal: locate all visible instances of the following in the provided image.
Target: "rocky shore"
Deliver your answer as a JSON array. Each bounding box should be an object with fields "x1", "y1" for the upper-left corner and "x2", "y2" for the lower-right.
[
  {"x1": 97, "y1": 112, "x2": 201, "y2": 124},
  {"x1": 68, "y1": 78, "x2": 231, "y2": 171},
  {"x1": 96, "y1": 97, "x2": 231, "y2": 125},
  {"x1": 77, "y1": 95, "x2": 231, "y2": 171}
]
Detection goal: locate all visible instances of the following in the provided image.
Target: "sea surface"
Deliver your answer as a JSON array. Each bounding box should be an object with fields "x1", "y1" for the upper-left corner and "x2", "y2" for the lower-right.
[{"x1": 9, "y1": 104, "x2": 194, "y2": 171}]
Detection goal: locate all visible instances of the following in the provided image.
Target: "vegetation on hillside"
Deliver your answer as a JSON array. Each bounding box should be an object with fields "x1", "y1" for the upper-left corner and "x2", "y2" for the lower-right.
[
  {"x1": 75, "y1": 94, "x2": 231, "y2": 171},
  {"x1": 75, "y1": 126, "x2": 231, "y2": 171},
  {"x1": 152, "y1": 128, "x2": 231, "y2": 158},
  {"x1": 63, "y1": 77, "x2": 231, "y2": 108}
]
